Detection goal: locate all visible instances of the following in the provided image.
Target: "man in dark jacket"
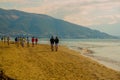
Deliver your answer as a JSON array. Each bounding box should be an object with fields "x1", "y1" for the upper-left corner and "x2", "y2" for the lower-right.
[
  {"x1": 54, "y1": 36, "x2": 59, "y2": 51},
  {"x1": 50, "y1": 36, "x2": 54, "y2": 51}
]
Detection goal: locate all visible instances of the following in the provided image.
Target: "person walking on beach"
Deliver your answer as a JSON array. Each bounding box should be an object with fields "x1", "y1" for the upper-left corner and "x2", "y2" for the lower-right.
[
  {"x1": 22, "y1": 37, "x2": 26, "y2": 47},
  {"x1": 3, "y1": 36, "x2": 6, "y2": 44},
  {"x1": 7, "y1": 36, "x2": 10, "y2": 45},
  {"x1": 32, "y1": 37, "x2": 35, "y2": 47},
  {"x1": 1, "y1": 36, "x2": 3, "y2": 42},
  {"x1": 35, "y1": 37, "x2": 38, "y2": 45},
  {"x1": 26, "y1": 37, "x2": 30, "y2": 47},
  {"x1": 20, "y1": 37, "x2": 23, "y2": 46},
  {"x1": 15, "y1": 37, "x2": 19, "y2": 47},
  {"x1": 15, "y1": 37, "x2": 17, "y2": 46},
  {"x1": 54, "y1": 36, "x2": 59, "y2": 51},
  {"x1": 50, "y1": 36, "x2": 54, "y2": 51}
]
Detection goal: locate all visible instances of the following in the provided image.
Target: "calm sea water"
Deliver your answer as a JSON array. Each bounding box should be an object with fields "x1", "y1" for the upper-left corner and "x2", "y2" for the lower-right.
[{"x1": 59, "y1": 39, "x2": 120, "y2": 71}]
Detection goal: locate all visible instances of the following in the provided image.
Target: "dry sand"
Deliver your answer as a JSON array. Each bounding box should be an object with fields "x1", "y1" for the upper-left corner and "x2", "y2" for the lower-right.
[{"x1": 0, "y1": 42, "x2": 120, "y2": 80}]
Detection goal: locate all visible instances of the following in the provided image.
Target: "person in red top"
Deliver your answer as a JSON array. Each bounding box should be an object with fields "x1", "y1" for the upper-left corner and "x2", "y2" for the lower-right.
[
  {"x1": 35, "y1": 37, "x2": 38, "y2": 45},
  {"x1": 31, "y1": 37, "x2": 35, "y2": 47}
]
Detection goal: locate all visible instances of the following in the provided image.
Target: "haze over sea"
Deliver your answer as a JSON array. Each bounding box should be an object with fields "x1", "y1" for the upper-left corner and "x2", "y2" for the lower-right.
[{"x1": 38, "y1": 38, "x2": 120, "y2": 71}]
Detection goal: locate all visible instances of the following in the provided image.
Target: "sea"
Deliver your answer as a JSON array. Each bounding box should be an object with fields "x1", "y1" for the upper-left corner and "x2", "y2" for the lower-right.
[{"x1": 38, "y1": 38, "x2": 120, "y2": 71}]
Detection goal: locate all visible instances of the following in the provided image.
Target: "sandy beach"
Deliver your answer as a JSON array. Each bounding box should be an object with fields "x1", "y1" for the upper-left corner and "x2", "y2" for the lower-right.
[{"x1": 0, "y1": 41, "x2": 120, "y2": 80}]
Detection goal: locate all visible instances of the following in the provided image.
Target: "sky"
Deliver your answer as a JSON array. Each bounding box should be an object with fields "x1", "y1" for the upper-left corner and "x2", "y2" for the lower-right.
[{"x1": 0, "y1": 0, "x2": 120, "y2": 36}]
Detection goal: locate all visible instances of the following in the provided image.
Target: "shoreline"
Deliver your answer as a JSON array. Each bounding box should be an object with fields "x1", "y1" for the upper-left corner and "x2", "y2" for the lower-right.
[
  {"x1": 67, "y1": 45, "x2": 120, "y2": 72},
  {"x1": 1, "y1": 39, "x2": 120, "y2": 72}
]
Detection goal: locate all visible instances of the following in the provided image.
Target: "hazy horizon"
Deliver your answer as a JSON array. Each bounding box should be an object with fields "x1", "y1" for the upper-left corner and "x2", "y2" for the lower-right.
[{"x1": 0, "y1": 0, "x2": 120, "y2": 36}]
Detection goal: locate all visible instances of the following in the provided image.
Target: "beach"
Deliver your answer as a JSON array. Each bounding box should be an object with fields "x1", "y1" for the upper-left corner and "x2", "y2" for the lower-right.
[
  {"x1": 62, "y1": 39, "x2": 120, "y2": 71},
  {"x1": 0, "y1": 41, "x2": 120, "y2": 80}
]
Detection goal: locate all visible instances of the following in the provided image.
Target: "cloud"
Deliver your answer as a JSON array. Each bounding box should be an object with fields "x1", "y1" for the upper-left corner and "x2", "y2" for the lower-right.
[
  {"x1": 0, "y1": 0, "x2": 43, "y2": 9},
  {"x1": 0, "y1": 0, "x2": 26, "y2": 3},
  {"x1": 0, "y1": 0, "x2": 120, "y2": 26},
  {"x1": 64, "y1": 13, "x2": 120, "y2": 26},
  {"x1": 64, "y1": 13, "x2": 101, "y2": 26}
]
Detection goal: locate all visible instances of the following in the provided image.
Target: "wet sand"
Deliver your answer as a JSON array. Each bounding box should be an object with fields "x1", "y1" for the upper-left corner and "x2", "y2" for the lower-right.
[{"x1": 67, "y1": 42, "x2": 120, "y2": 71}]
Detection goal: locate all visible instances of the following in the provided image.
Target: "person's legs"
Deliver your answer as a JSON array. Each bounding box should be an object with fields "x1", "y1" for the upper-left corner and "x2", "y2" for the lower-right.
[
  {"x1": 27, "y1": 42, "x2": 29, "y2": 47},
  {"x1": 55, "y1": 44, "x2": 58, "y2": 51},
  {"x1": 7, "y1": 41, "x2": 9, "y2": 45},
  {"x1": 22, "y1": 42, "x2": 24, "y2": 47},
  {"x1": 51, "y1": 44, "x2": 54, "y2": 51},
  {"x1": 15, "y1": 41, "x2": 17, "y2": 46},
  {"x1": 32, "y1": 42, "x2": 33, "y2": 47},
  {"x1": 17, "y1": 41, "x2": 19, "y2": 47}
]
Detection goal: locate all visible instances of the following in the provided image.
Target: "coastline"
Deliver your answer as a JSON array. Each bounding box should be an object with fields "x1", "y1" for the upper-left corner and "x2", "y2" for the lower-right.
[
  {"x1": 67, "y1": 43, "x2": 120, "y2": 72},
  {"x1": 0, "y1": 41, "x2": 120, "y2": 80}
]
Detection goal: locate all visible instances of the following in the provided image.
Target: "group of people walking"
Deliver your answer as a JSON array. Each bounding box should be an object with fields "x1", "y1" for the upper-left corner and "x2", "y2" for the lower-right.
[
  {"x1": 50, "y1": 36, "x2": 59, "y2": 51},
  {"x1": 1, "y1": 36, "x2": 59, "y2": 51},
  {"x1": 1, "y1": 36, "x2": 10, "y2": 45},
  {"x1": 14, "y1": 37, "x2": 38, "y2": 47}
]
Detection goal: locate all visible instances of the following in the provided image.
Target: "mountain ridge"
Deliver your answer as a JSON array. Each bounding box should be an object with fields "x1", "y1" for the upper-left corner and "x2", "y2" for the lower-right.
[{"x1": 0, "y1": 8, "x2": 116, "y2": 38}]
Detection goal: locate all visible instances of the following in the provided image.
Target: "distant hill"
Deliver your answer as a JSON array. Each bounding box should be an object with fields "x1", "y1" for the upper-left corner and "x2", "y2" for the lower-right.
[{"x1": 0, "y1": 8, "x2": 116, "y2": 38}]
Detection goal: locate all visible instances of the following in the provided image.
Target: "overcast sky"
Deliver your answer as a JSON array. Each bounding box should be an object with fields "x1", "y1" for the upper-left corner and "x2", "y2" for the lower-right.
[{"x1": 0, "y1": 0, "x2": 120, "y2": 36}]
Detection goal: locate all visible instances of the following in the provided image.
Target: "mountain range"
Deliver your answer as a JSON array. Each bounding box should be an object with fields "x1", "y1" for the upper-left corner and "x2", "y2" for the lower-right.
[{"x1": 0, "y1": 8, "x2": 116, "y2": 38}]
